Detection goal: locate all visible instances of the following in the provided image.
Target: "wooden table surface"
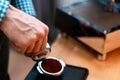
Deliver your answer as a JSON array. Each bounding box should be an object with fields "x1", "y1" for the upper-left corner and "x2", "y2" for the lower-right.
[{"x1": 49, "y1": 35, "x2": 120, "y2": 80}]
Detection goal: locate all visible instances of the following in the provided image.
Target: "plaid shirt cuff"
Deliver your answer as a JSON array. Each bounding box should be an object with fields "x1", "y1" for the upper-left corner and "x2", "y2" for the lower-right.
[
  {"x1": 12, "y1": 0, "x2": 36, "y2": 16},
  {"x1": 0, "y1": 0, "x2": 10, "y2": 24}
]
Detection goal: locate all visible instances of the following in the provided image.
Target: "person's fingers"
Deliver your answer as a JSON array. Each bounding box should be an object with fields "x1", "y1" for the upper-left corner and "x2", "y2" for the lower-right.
[
  {"x1": 37, "y1": 24, "x2": 49, "y2": 55},
  {"x1": 24, "y1": 42, "x2": 36, "y2": 57},
  {"x1": 32, "y1": 38, "x2": 43, "y2": 55},
  {"x1": 30, "y1": 28, "x2": 45, "y2": 55},
  {"x1": 34, "y1": 26, "x2": 48, "y2": 55},
  {"x1": 21, "y1": 34, "x2": 38, "y2": 56},
  {"x1": 38, "y1": 36, "x2": 47, "y2": 55}
]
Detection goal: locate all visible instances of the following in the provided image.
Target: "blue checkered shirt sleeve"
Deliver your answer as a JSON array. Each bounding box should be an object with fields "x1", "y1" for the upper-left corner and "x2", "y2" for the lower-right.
[
  {"x1": 0, "y1": 0, "x2": 10, "y2": 24},
  {"x1": 12, "y1": 0, "x2": 36, "y2": 16}
]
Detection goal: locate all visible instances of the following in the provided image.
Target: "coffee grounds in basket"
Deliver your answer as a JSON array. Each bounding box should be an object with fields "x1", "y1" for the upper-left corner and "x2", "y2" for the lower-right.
[{"x1": 41, "y1": 59, "x2": 62, "y2": 73}]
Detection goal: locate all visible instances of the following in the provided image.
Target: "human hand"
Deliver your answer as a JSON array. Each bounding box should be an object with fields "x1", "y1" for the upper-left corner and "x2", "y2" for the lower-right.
[{"x1": 0, "y1": 5, "x2": 49, "y2": 57}]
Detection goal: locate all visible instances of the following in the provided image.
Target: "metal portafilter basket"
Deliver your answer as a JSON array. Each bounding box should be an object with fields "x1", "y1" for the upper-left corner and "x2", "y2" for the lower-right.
[{"x1": 29, "y1": 43, "x2": 66, "y2": 78}]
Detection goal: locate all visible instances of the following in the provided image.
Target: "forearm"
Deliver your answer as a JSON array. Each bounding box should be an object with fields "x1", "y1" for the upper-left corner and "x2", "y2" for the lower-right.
[
  {"x1": 11, "y1": 0, "x2": 36, "y2": 16},
  {"x1": 0, "y1": 0, "x2": 36, "y2": 25},
  {"x1": 0, "y1": 4, "x2": 49, "y2": 56},
  {"x1": 0, "y1": 0, "x2": 10, "y2": 24}
]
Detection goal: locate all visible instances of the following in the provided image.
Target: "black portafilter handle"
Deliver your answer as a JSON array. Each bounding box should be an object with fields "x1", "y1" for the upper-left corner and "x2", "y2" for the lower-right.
[{"x1": 31, "y1": 43, "x2": 51, "y2": 61}]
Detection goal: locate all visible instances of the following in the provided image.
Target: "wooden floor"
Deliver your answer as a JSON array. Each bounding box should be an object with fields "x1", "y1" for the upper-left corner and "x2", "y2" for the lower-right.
[{"x1": 8, "y1": 46, "x2": 36, "y2": 80}]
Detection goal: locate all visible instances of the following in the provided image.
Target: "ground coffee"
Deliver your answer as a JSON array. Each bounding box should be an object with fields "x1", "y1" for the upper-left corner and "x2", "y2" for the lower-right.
[{"x1": 41, "y1": 59, "x2": 62, "y2": 73}]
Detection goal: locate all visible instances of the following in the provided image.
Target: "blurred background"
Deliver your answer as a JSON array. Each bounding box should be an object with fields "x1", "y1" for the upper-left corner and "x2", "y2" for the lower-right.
[{"x1": 33, "y1": 0, "x2": 81, "y2": 45}]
